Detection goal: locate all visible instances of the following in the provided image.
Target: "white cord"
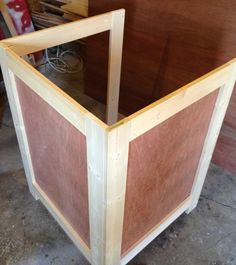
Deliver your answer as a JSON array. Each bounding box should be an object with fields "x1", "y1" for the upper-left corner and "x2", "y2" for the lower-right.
[{"x1": 45, "y1": 46, "x2": 83, "y2": 74}]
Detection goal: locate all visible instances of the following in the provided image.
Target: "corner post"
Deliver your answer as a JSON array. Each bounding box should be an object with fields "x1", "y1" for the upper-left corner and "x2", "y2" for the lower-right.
[
  {"x1": 186, "y1": 63, "x2": 236, "y2": 214},
  {"x1": 86, "y1": 119, "x2": 130, "y2": 265},
  {"x1": 0, "y1": 46, "x2": 38, "y2": 199},
  {"x1": 106, "y1": 9, "x2": 125, "y2": 125}
]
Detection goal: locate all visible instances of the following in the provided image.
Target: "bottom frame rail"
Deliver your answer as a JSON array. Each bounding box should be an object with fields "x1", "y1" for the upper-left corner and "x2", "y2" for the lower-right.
[{"x1": 33, "y1": 182, "x2": 91, "y2": 263}]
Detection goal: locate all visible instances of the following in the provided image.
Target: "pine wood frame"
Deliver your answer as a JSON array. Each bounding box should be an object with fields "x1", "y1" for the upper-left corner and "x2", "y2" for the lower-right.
[{"x1": 0, "y1": 9, "x2": 236, "y2": 265}]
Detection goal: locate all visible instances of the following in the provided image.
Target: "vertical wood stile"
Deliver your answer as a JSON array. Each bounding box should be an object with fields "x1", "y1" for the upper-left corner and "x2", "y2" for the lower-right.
[
  {"x1": 186, "y1": 63, "x2": 236, "y2": 213},
  {"x1": 86, "y1": 119, "x2": 107, "y2": 265},
  {"x1": 0, "y1": 46, "x2": 38, "y2": 199},
  {"x1": 106, "y1": 9, "x2": 125, "y2": 125},
  {"x1": 105, "y1": 122, "x2": 130, "y2": 265},
  {"x1": 86, "y1": 119, "x2": 130, "y2": 265}
]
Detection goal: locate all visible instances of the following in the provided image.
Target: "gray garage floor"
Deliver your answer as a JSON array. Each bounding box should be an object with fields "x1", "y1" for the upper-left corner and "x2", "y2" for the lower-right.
[{"x1": 0, "y1": 72, "x2": 236, "y2": 265}]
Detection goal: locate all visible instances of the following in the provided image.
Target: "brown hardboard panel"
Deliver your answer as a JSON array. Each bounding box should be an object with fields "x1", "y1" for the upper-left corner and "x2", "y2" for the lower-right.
[
  {"x1": 121, "y1": 89, "x2": 219, "y2": 254},
  {"x1": 86, "y1": 0, "x2": 236, "y2": 173},
  {"x1": 16, "y1": 77, "x2": 90, "y2": 246}
]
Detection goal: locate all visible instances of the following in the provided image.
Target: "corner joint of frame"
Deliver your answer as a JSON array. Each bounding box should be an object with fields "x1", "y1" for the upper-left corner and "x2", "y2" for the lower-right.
[
  {"x1": 111, "y1": 9, "x2": 125, "y2": 23},
  {"x1": 230, "y1": 60, "x2": 236, "y2": 73},
  {"x1": 112, "y1": 8, "x2": 125, "y2": 16},
  {"x1": 0, "y1": 42, "x2": 12, "y2": 53},
  {"x1": 0, "y1": 42, "x2": 9, "y2": 57},
  {"x1": 107, "y1": 117, "x2": 131, "y2": 133}
]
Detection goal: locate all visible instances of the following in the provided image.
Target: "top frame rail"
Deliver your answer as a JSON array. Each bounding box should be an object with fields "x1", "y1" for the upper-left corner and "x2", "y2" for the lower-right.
[{"x1": 1, "y1": 10, "x2": 122, "y2": 56}]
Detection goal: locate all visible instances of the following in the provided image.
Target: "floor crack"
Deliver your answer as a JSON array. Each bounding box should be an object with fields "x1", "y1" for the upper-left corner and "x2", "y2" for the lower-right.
[{"x1": 200, "y1": 194, "x2": 236, "y2": 211}]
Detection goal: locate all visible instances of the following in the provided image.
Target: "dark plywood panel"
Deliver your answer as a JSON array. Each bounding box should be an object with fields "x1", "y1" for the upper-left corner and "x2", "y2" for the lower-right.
[
  {"x1": 122, "y1": 90, "x2": 219, "y2": 254},
  {"x1": 86, "y1": 0, "x2": 236, "y2": 173},
  {"x1": 16, "y1": 77, "x2": 90, "y2": 246}
]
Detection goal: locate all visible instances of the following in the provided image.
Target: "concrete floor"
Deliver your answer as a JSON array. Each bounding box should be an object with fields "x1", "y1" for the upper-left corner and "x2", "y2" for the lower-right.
[{"x1": 0, "y1": 72, "x2": 236, "y2": 265}]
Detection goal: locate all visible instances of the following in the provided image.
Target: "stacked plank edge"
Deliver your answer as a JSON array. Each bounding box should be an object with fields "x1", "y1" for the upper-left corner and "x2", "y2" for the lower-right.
[{"x1": 27, "y1": 0, "x2": 88, "y2": 28}]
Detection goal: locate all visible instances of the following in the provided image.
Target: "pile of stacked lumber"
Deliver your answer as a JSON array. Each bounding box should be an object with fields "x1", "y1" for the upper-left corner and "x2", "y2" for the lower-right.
[{"x1": 27, "y1": 0, "x2": 88, "y2": 29}]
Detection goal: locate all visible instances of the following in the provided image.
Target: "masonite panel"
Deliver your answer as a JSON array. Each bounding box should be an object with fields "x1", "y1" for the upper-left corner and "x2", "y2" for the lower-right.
[
  {"x1": 15, "y1": 77, "x2": 90, "y2": 246},
  {"x1": 122, "y1": 89, "x2": 219, "y2": 254}
]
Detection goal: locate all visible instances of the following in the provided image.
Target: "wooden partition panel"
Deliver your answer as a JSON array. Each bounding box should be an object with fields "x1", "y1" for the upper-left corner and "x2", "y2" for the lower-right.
[
  {"x1": 16, "y1": 77, "x2": 90, "y2": 246},
  {"x1": 122, "y1": 90, "x2": 219, "y2": 254}
]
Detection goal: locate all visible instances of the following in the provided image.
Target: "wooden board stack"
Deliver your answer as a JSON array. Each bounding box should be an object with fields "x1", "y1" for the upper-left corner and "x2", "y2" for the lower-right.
[{"x1": 27, "y1": 0, "x2": 88, "y2": 29}]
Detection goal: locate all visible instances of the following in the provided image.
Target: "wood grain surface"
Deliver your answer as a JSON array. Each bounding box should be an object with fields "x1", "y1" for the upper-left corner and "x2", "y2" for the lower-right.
[
  {"x1": 16, "y1": 77, "x2": 90, "y2": 246},
  {"x1": 121, "y1": 90, "x2": 219, "y2": 254},
  {"x1": 85, "y1": 0, "x2": 236, "y2": 174}
]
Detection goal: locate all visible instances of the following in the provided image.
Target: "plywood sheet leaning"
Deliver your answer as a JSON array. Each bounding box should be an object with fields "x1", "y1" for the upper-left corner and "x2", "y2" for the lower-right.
[{"x1": 0, "y1": 9, "x2": 235, "y2": 265}]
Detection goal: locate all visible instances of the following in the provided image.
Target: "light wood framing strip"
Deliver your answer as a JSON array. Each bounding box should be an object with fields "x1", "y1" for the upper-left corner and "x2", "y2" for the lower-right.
[
  {"x1": 86, "y1": 117, "x2": 130, "y2": 265},
  {"x1": 0, "y1": 48, "x2": 38, "y2": 199},
  {"x1": 106, "y1": 9, "x2": 125, "y2": 125},
  {"x1": 105, "y1": 121, "x2": 130, "y2": 264},
  {"x1": 86, "y1": 119, "x2": 107, "y2": 265},
  {"x1": 122, "y1": 59, "x2": 236, "y2": 141},
  {"x1": 187, "y1": 62, "x2": 236, "y2": 213},
  {"x1": 2, "y1": 11, "x2": 113, "y2": 56},
  {"x1": 33, "y1": 182, "x2": 91, "y2": 262}
]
